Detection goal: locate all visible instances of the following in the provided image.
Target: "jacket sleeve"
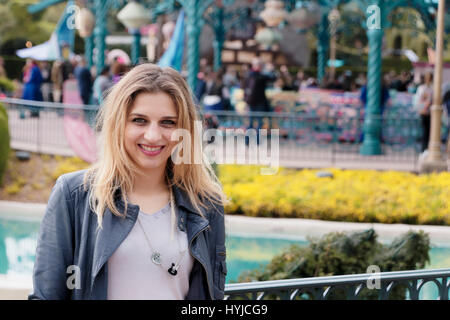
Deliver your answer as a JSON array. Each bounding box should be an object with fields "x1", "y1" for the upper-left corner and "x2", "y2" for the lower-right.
[
  {"x1": 28, "y1": 176, "x2": 75, "y2": 300},
  {"x1": 211, "y1": 204, "x2": 227, "y2": 300}
]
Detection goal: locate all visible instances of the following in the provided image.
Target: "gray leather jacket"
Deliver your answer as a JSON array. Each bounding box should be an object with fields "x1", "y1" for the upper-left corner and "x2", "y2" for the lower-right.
[{"x1": 28, "y1": 170, "x2": 227, "y2": 300}]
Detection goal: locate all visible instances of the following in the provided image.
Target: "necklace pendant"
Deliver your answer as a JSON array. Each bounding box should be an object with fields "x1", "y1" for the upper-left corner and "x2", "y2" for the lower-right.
[
  {"x1": 151, "y1": 252, "x2": 162, "y2": 265},
  {"x1": 168, "y1": 263, "x2": 178, "y2": 276}
]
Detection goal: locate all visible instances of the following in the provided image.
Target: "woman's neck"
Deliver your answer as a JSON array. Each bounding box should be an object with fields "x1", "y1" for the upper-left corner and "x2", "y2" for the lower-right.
[{"x1": 131, "y1": 168, "x2": 167, "y2": 195}]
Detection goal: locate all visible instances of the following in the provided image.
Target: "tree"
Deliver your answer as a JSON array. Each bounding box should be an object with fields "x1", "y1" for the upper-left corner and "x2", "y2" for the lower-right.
[{"x1": 0, "y1": 0, "x2": 65, "y2": 47}]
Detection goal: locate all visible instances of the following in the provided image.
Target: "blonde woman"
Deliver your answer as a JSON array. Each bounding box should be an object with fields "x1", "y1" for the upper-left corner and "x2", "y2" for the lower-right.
[{"x1": 29, "y1": 64, "x2": 228, "y2": 300}]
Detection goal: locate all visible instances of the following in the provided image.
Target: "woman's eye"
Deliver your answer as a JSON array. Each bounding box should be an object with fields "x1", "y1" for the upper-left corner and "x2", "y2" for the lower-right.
[
  {"x1": 132, "y1": 118, "x2": 146, "y2": 124},
  {"x1": 161, "y1": 120, "x2": 176, "y2": 126}
]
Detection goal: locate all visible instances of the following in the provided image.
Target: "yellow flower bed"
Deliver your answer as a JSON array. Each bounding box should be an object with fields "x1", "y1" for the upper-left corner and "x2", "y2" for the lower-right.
[{"x1": 219, "y1": 165, "x2": 450, "y2": 225}]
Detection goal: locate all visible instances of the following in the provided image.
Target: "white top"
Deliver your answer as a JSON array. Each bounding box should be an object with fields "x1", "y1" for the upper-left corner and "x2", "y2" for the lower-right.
[
  {"x1": 107, "y1": 202, "x2": 194, "y2": 300},
  {"x1": 414, "y1": 84, "x2": 433, "y2": 114}
]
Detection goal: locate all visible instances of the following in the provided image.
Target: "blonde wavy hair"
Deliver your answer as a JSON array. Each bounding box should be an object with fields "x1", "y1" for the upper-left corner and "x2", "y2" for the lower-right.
[{"x1": 83, "y1": 63, "x2": 227, "y2": 228}]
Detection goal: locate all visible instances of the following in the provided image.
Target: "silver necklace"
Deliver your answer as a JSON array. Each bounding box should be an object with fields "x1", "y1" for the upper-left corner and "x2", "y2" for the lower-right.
[{"x1": 137, "y1": 188, "x2": 187, "y2": 276}]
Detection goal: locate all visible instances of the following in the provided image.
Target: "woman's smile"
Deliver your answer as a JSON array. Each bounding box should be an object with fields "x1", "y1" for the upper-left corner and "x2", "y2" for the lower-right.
[{"x1": 138, "y1": 144, "x2": 166, "y2": 156}]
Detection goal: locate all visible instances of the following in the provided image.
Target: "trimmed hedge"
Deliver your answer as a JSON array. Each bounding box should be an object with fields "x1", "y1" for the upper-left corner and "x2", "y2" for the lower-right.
[
  {"x1": 0, "y1": 102, "x2": 10, "y2": 185},
  {"x1": 219, "y1": 165, "x2": 450, "y2": 226},
  {"x1": 237, "y1": 229, "x2": 430, "y2": 300}
]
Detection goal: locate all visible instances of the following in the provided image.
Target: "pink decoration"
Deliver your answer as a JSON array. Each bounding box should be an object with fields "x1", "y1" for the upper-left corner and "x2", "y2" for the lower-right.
[
  {"x1": 62, "y1": 79, "x2": 97, "y2": 163},
  {"x1": 63, "y1": 113, "x2": 97, "y2": 163}
]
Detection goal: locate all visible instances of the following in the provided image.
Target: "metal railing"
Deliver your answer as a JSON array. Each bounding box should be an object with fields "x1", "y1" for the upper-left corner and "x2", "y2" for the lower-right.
[
  {"x1": 1, "y1": 97, "x2": 98, "y2": 156},
  {"x1": 2, "y1": 97, "x2": 444, "y2": 171},
  {"x1": 224, "y1": 268, "x2": 450, "y2": 300}
]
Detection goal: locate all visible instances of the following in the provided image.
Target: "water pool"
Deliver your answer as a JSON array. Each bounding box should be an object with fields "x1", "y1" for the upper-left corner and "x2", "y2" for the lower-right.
[{"x1": 1, "y1": 216, "x2": 450, "y2": 299}]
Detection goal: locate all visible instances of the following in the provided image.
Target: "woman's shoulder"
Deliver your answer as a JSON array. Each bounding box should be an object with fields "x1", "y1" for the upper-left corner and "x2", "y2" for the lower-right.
[{"x1": 55, "y1": 169, "x2": 90, "y2": 197}]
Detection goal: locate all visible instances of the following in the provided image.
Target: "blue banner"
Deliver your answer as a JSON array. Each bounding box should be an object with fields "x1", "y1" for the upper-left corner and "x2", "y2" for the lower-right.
[
  {"x1": 55, "y1": 0, "x2": 76, "y2": 52},
  {"x1": 157, "y1": 10, "x2": 185, "y2": 71}
]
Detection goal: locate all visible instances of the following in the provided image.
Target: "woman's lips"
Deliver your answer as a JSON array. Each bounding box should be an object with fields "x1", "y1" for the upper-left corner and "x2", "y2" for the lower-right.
[{"x1": 138, "y1": 144, "x2": 165, "y2": 156}]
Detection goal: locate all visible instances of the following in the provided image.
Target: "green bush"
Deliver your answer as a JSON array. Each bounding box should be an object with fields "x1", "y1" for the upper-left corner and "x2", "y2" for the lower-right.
[
  {"x1": 237, "y1": 229, "x2": 430, "y2": 300},
  {"x1": 0, "y1": 102, "x2": 10, "y2": 185}
]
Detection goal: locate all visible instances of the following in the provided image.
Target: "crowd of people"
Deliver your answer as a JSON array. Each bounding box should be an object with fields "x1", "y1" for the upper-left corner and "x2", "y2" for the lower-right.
[
  {"x1": 193, "y1": 58, "x2": 450, "y2": 152},
  {"x1": 14, "y1": 55, "x2": 130, "y2": 117},
  {"x1": 192, "y1": 58, "x2": 437, "y2": 115},
  {"x1": 4, "y1": 54, "x2": 450, "y2": 151}
]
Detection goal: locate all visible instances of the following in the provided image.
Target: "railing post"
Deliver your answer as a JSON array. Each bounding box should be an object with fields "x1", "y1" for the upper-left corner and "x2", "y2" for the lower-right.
[{"x1": 37, "y1": 108, "x2": 41, "y2": 153}]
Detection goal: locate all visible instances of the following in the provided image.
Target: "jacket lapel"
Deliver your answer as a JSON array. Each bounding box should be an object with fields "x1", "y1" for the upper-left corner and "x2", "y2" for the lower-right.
[
  {"x1": 172, "y1": 186, "x2": 214, "y2": 299},
  {"x1": 91, "y1": 201, "x2": 139, "y2": 291}
]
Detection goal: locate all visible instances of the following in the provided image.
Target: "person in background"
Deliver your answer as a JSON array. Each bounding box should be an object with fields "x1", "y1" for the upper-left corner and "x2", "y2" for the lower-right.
[
  {"x1": 222, "y1": 66, "x2": 239, "y2": 89},
  {"x1": 51, "y1": 60, "x2": 64, "y2": 103},
  {"x1": 222, "y1": 66, "x2": 239, "y2": 111},
  {"x1": 110, "y1": 58, "x2": 127, "y2": 84},
  {"x1": 414, "y1": 72, "x2": 433, "y2": 153},
  {"x1": 22, "y1": 59, "x2": 33, "y2": 84},
  {"x1": 203, "y1": 70, "x2": 225, "y2": 111},
  {"x1": 93, "y1": 65, "x2": 112, "y2": 106},
  {"x1": 278, "y1": 65, "x2": 294, "y2": 91},
  {"x1": 355, "y1": 73, "x2": 366, "y2": 89},
  {"x1": 292, "y1": 68, "x2": 305, "y2": 92},
  {"x1": 74, "y1": 56, "x2": 93, "y2": 105},
  {"x1": 243, "y1": 58, "x2": 277, "y2": 144},
  {"x1": 359, "y1": 77, "x2": 390, "y2": 116},
  {"x1": 244, "y1": 58, "x2": 276, "y2": 113},
  {"x1": 441, "y1": 82, "x2": 450, "y2": 145},
  {"x1": 239, "y1": 63, "x2": 250, "y2": 89},
  {"x1": 22, "y1": 59, "x2": 43, "y2": 117},
  {"x1": 40, "y1": 61, "x2": 53, "y2": 102},
  {"x1": 342, "y1": 70, "x2": 353, "y2": 92},
  {"x1": 194, "y1": 71, "x2": 207, "y2": 104}
]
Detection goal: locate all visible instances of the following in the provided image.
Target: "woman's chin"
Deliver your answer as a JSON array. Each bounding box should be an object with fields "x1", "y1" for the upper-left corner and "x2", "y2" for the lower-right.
[{"x1": 136, "y1": 158, "x2": 169, "y2": 173}]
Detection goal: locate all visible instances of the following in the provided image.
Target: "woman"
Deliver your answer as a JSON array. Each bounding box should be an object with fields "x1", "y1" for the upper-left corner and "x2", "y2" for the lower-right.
[
  {"x1": 22, "y1": 59, "x2": 43, "y2": 117},
  {"x1": 29, "y1": 64, "x2": 228, "y2": 300},
  {"x1": 414, "y1": 72, "x2": 433, "y2": 152}
]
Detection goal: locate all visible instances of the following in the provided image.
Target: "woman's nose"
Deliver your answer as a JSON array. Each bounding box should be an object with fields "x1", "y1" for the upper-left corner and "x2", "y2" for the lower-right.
[{"x1": 143, "y1": 123, "x2": 162, "y2": 141}]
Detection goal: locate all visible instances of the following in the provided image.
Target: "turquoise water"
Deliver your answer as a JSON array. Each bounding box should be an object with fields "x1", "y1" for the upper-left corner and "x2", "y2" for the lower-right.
[{"x1": 1, "y1": 216, "x2": 450, "y2": 299}]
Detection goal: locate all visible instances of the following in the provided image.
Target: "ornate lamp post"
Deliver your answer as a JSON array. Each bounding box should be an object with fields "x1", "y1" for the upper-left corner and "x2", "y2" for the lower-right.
[
  {"x1": 328, "y1": 8, "x2": 340, "y2": 82},
  {"x1": 93, "y1": 0, "x2": 112, "y2": 76},
  {"x1": 418, "y1": 0, "x2": 448, "y2": 173},
  {"x1": 75, "y1": 7, "x2": 95, "y2": 68},
  {"x1": 205, "y1": 0, "x2": 226, "y2": 72},
  {"x1": 317, "y1": 12, "x2": 330, "y2": 85},
  {"x1": 359, "y1": 1, "x2": 385, "y2": 156},
  {"x1": 118, "y1": 1, "x2": 150, "y2": 65}
]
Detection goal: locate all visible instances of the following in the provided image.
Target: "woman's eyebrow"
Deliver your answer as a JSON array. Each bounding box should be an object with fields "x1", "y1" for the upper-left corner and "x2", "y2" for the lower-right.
[
  {"x1": 129, "y1": 113, "x2": 177, "y2": 119},
  {"x1": 129, "y1": 113, "x2": 148, "y2": 117}
]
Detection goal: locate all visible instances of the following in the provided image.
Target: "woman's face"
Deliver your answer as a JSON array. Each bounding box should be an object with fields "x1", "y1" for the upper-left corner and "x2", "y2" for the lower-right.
[{"x1": 124, "y1": 92, "x2": 179, "y2": 174}]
